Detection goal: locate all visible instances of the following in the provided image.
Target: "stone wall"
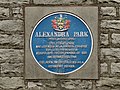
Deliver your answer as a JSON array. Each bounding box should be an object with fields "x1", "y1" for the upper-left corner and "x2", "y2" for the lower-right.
[{"x1": 0, "y1": 0, "x2": 120, "y2": 90}]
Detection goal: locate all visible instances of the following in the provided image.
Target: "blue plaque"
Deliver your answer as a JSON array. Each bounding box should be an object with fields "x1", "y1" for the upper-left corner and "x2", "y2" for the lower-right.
[{"x1": 30, "y1": 12, "x2": 93, "y2": 75}]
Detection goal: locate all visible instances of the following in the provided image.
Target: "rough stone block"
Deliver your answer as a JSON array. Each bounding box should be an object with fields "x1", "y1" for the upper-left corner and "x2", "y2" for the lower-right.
[
  {"x1": 111, "y1": 63, "x2": 120, "y2": 75},
  {"x1": 33, "y1": 0, "x2": 93, "y2": 4},
  {"x1": 12, "y1": 7, "x2": 23, "y2": 19},
  {"x1": 101, "y1": 48, "x2": 120, "y2": 60},
  {"x1": 0, "y1": 0, "x2": 29, "y2": 4},
  {"x1": 100, "y1": 62, "x2": 108, "y2": 74},
  {"x1": 101, "y1": 7, "x2": 116, "y2": 17},
  {"x1": 0, "y1": 33, "x2": 24, "y2": 48},
  {"x1": 112, "y1": 33, "x2": 120, "y2": 45},
  {"x1": 28, "y1": 80, "x2": 92, "y2": 90},
  {"x1": 61, "y1": 80, "x2": 92, "y2": 90},
  {"x1": 0, "y1": 49, "x2": 23, "y2": 76},
  {"x1": 101, "y1": 20, "x2": 120, "y2": 30},
  {"x1": 0, "y1": 7, "x2": 9, "y2": 18},
  {"x1": 0, "y1": 77, "x2": 25, "y2": 90},
  {"x1": 28, "y1": 80, "x2": 57, "y2": 90},
  {"x1": 100, "y1": 33, "x2": 109, "y2": 45},
  {"x1": 98, "y1": 0, "x2": 120, "y2": 4},
  {"x1": 1, "y1": 62, "x2": 23, "y2": 76},
  {"x1": 0, "y1": 20, "x2": 23, "y2": 32},
  {"x1": 96, "y1": 77, "x2": 120, "y2": 89}
]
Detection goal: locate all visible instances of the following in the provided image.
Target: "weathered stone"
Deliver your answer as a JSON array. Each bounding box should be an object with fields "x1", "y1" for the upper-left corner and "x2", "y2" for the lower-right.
[
  {"x1": 100, "y1": 33, "x2": 109, "y2": 45},
  {"x1": 0, "y1": 49, "x2": 23, "y2": 76},
  {"x1": 33, "y1": 0, "x2": 93, "y2": 4},
  {"x1": 101, "y1": 20, "x2": 120, "y2": 29},
  {"x1": 111, "y1": 89, "x2": 120, "y2": 90},
  {"x1": 96, "y1": 86, "x2": 111, "y2": 90},
  {"x1": 28, "y1": 81, "x2": 58, "y2": 90},
  {"x1": 0, "y1": 49, "x2": 23, "y2": 64},
  {"x1": 0, "y1": 20, "x2": 23, "y2": 32},
  {"x1": 111, "y1": 63, "x2": 120, "y2": 75},
  {"x1": 28, "y1": 80, "x2": 92, "y2": 90},
  {"x1": 96, "y1": 77, "x2": 120, "y2": 89},
  {"x1": 0, "y1": 33, "x2": 24, "y2": 48},
  {"x1": 61, "y1": 80, "x2": 92, "y2": 90},
  {"x1": 100, "y1": 62, "x2": 108, "y2": 74},
  {"x1": 112, "y1": 33, "x2": 120, "y2": 45},
  {"x1": 28, "y1": 82, "x2": 40, "y2": 88},
  {"x1": 1, "y1": 62, "x2": 23, "y2": 76},
  {"x1": 12, "y1": 7, "x2": 23, "y2": 19},
  {"x1": 0, "y1": 0, "x2": 29, "y2": 4},
  {"x1": 98, "y1": 0, "x2": 120, "y2": 4},
  {"x1": 101, "y1": 48, "x2": 120, "y2": 60},
  {"x1": 28, "y1": 82, "x2": 43, "y2": 90},
  {"x1": 0, "y1": 7, "x2": 9, "y2": 18},
  {"x1": 101, "y1": 7, "x2": 116, "y2": 17},
  {"x1": 0, "y1": 77, "x2": 25, "y2": 89}
]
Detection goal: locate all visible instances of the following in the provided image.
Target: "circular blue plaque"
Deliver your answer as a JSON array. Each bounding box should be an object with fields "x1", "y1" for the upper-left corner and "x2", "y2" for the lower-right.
[{"x1": 30, "y1": 12, "x2": 93, "y2": 75}]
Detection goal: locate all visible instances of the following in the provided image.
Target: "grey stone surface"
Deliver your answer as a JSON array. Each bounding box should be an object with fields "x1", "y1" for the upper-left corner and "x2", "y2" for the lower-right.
[
  {"x1": 28, "y1": 80, "x2": 92, "y2": 90},
  {"x1": 100, "y1": 7, "x2": 116, "y2": 17},
  {"x1": 112, "y1": 33, "x2": 120, "y2": 45},
  {"x1": 100, "y1": 62, "x2": 108, "y2": 74},
  {"x1": 0, "y1": 33, "x2": 24, "y2": 48},
  {"x1": 0, "y1": 7, "x2": 9, "y2": 18},
  {"x1": 33, "y1": 0, "x2": 93, "y2": 4},
  {"x1": 61, "y1": 80, "x2": 92, "y2": 90},
  {"x1": 0, "y1": 77, "x2": 25, "y2": 90},
  {"x1": 111, "y1": 63, "x2": 120, "y2": 75},
  {"x1": 0, "y1": 49, "x2": 24, "y2": 76},
  {"x1": 28, "y1": 82, "x2": 44, "y2": 90},
  {"x1": 101, "y1": 20, "x2": 120, "y2": 30},
  {"x1": 12, "y1": 7, "x2": 23, "y2": 19},
  {"x1": 28, "y1": 80, "x2": 58, "y2": 90},
  {"x1": 100, "y1": 33, "x2": 109, "y2": 45},
  {"x1": 98, "y1": 0, "x2": 120, "y2": 4},
  {"x1": 0, "y1": 20, "x2": 23, "y2": 32},
  {"x1": 101, "y1": 48, "x2": 120, "y2": 60},
  {"x1": 1, "y1": 62, "x2": 23, "y2": 76},
  {"x1": 96, "y1": 77, "x2": 120, "y2": 89},
  {"x1": 0, "y1": 0, "x2": 29, "y2": 4}
]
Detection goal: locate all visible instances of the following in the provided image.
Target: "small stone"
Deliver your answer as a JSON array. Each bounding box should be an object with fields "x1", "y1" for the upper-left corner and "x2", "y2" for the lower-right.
[
  {"x1": 98, "y1": 0, "x2": 120, "y2": 4},
  {"x1": 101, "y1": 62, "x2": 108, "y2": 74},
  {"x1": 28, "y1": 82, "x2": 44, "y2": 90},
  {"x1": 96, "y1": 77, "x2": 120, "y2": 89},
  {"x1": 101, "y1": 48, "x2": 120, "y2": 60},
  {"x1": 0, "y1": 49, "x2": 24, "y2": 76},
  {"x1": 111, "y1": 63, "x2": 120, "y2": 74},
  {"x1": 112, "y1": 33, "x2": 120, "y2": 45},
  {"x1": 0, "y1": 0, "x2": 29, "y2": 4},
  {"x1": 33, "y1": 0, "x2": 93, "y2": 4},
  {"x1": 13, "y1": 7, "x2": 23, "y2": 19},
  {"x1": 100, "y1": 33, "x2": 109, "y2": 45},
  {"x1": 61, "y1": 80, "x2": 92, "y2": 90},
  {"x1": 28, "y1": 82, "x2": 37, "y2": 88},
  {"x1": 1, "y1": 62, "x2": 23, "y2": 76},
  {"x1": 101, "y1": 7, "x2": 116, "y2": 17},
  {"x1": 101, "y1": 20, "x2": 120, "y2": 30},
  {"x1": 0, "y1": 20, "x2": 23, "y2": 32},
  {"x1": 0, "y1": 7, "x2": 9, "y2": 18},
  {"x1": 0, "y1": 77, "x2": 25, "y2": 89},
  {"x1": 0, "y1": 49, "x2": 24, "y2": 64},
  {"x1": 0, "y1": 33, "x2": 24, "y2": 48}
]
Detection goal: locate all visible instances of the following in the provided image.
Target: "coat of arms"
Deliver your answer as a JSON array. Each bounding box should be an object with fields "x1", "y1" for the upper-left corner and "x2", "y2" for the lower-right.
[{"x1": 52, "y1": 14, "x2": 70, "y2": 31}]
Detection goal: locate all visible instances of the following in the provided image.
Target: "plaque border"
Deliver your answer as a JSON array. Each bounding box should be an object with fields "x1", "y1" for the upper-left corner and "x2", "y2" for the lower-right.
[{"x1": 24, "y1": 6, "x2": 99, "y2": 79}]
